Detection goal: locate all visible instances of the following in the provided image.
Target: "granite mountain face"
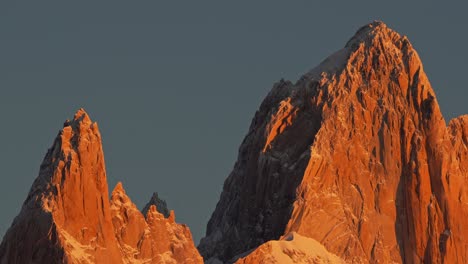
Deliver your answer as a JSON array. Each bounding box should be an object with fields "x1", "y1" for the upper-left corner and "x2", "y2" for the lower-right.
[
  {"x1": 1, "y1": 22, "x2": 467, "y2": 264},
  {"x1": 199, "y1": 22, "x2": 468, "y2": 263}
]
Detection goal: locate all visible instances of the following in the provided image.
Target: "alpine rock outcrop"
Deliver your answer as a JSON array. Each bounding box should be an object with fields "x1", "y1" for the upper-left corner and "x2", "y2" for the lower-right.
[
  {"x1": 199, "y1": 21, "x2": 468, "y2": 264},
  {"x1": 142, "y1": 192, "x2": 170, "y2": 218},
  {"x1": 0, "y1": 109, "x2": 202, "y2": 264}
]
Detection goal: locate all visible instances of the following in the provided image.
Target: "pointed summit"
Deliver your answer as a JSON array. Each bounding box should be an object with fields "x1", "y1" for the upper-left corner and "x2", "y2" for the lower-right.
[
  {"x1": 142, "y1": 192, "x2": 170, "y2": 218},
  {"x1": 109, "y1": 182, "x2": 202, "y2": 263},
  {"x1": 0, "y1": 109, "x2": 123, "y2": 264},
  {"x1": 145, "y1": 204, "x2": 203, "y2": 263},
  {"x1": 0, "y1": 110, "x2": 203, "y2": 264},
  {"x1": 73, "y1": 107, "x2": 92, "y2": 123},
  {"x1": 62, "y1": 108, "x2": 93, "y2": 127},
  {"x1": 345, "y1": 21, "x2": 403, "y2": 46},
  {"x1": 112, "y1": 181, "x2": 125, "y2": 194},
  {"x1": 110, "y1": 182, "x2": 153, "y2": 262},
  {"x1": 302, "y1": 21, "x2": 420, "y2": 85}
]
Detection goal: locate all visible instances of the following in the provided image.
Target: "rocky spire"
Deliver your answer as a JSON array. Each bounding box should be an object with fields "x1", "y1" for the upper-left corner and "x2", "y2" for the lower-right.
[
  {"x1": 142, "y1": 192, "x2": 170, "y2": 218},
  {"x1": 0, "y1": 108, "x2": 123, "y2": 264},
  {"x1": 0, "y1": 109, "x2": 203, "y2": 264},
  {"x1": 109, "y1": 182, "x2": 203, "y2": 264}
]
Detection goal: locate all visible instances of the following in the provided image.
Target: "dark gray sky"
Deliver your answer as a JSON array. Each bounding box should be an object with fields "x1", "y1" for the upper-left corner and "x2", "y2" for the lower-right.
[{"x1": 0, "y1": 2, "x2": 466, "y2": 244}]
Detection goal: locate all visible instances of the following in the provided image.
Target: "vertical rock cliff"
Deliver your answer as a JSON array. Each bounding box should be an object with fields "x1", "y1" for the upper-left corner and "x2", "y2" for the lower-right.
[
  {"x1": 0, "y1": 109, "x2": 122, "y2": 264},
  {"x1": 199, "y1": 21, "x2": 468, "y2": 264}
]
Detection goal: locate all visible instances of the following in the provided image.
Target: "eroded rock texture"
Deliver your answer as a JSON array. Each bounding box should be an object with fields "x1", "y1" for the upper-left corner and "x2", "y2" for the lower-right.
[{"x1": 199, "y1": 21, "x2": 468, "y2": 264}]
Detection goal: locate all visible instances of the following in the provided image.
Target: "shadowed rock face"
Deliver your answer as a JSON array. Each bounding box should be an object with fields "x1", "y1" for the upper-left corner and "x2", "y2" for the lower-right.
[
  {"x1": 199, "y1": 21, "x2": 468, "y2": 263},
  {"x1": 142, "y1": 192, "x2": 170, "y2": 218},
  {"x1": 0, "y1": 109, "x2": 202, "y2": 264}
]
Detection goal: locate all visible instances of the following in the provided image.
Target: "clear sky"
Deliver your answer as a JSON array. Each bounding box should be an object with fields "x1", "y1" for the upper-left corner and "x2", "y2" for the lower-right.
[{"x1": 0, "y1": 2, "x2": 466, "y2": 244}]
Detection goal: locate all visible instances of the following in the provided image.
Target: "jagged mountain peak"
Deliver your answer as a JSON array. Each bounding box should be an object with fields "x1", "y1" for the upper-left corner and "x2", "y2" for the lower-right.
[
  {"x1": 301, "y1": 21, "x2": 422, "y2": 88},
  {"x1": 112, "y1": 182, "x2": 126, "y2": 195},
  {"x1": 1, "y1": 22, "x2": 466, "y2": 264},
  {"x1": 62, "y1": 108, "x2": 94, "y2": 129},
  {"x1": 0, "y1": 108, "x2": 122, "y2": 264},
  {"x1": 110, "y1": 182, "x2": 134, "y2": 210},
  {"x1": 73, "y1": 107, "x2": 92, "y2": 123},
  {"x1": 142, "y1": 192, "x2": 170, "y2": 218},
  {"x1": 0, "y1": 110, "x2": 203, "y2": 264},
  {"x1": 199, "y1": 22, "x2": 468, "y2": 264},
  {"x1": 345, "y1": 21, "x2": 407, "y2": 47}
]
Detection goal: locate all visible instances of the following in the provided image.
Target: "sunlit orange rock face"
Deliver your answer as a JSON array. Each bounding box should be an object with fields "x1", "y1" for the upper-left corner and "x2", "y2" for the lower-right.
[
  {"x1": 110, "y1": 182, "x2": 152, "y2": 262},
  {"x1": 110, "y1": 182, "x2": 203, "y2": 264},
  {"x1": 145, "y1": 205, "x2": 203, "y2": 264},
  {"x1": 0, "y1": 109, "x2": 202, "y2": 264},
  {"x1": 199, "y1": 21, "x2": 468, "y2": 263},
  {"x1": 0, "y1": 109, "x2": 122, "y2": 264}
]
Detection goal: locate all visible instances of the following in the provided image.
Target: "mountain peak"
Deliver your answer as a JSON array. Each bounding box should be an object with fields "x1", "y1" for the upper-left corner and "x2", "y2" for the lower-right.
[
  {"x1": 142, "y1": 192, "x2": 170, "y2": 218},
  {"x1": 302, "y1": 21, "x2": 416, "y2": 83},
  {"x1": 108, "y1": 181, "x2": 202, "y2": 263},
  {"x1": 1, "y1": 110, "x2": 203, "y2": 264},
  {"x1": 345, "y1": 21, "x2": 409, "y2": 49},
  {"x1": 73, "y1": 107, "x2": 90, "y2": 121},
  {"x1": 63, "y1": 108, "x2": 93, "y2": 127},
  {"x1": 200, "y1": 21, "x2": 465, "y2": 263},
  {"x1": 112, "y1": 182, "x2": 125, "y2": 194},
  {"x1": 0, "y1": 108, "x2": 122, "y2": 263},
  {"x1": 353, "y1": 20, "x2": 389, "y2": 36}
]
